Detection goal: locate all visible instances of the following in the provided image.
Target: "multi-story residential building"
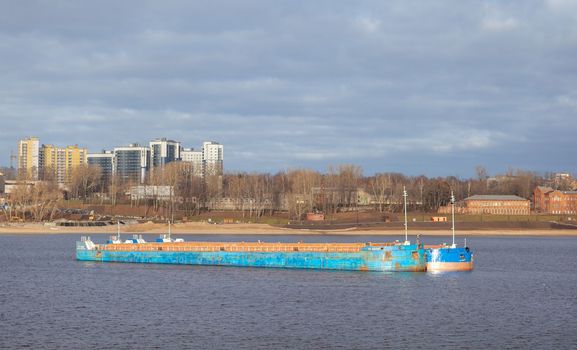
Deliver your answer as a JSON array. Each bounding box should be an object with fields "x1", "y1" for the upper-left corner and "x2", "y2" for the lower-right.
[
  {"x1": 87, "y1": 151, "x2": 116, "y2": 188},
  {"x1": 65, "y1": 145, "x2": 87, "y2": 175},
  {"x1": 202, "y1": 141, "x2": 224, "y2": 177},
  {"x1": 17, "y1": 137, "x2": 40, "y2": 180},
  {"x1": 181, "y1": 148, "x2": 203, "y2": 177},
  {"x1": 114, "y1": 144, "x2": 149, "y2": 184},
  {"x1": 149, "y1": 138, "x2": 181, "y2": 168},
  {"x1": 39, "y1": 144, "x2": 65, "y2": 182},
  {"x1": 15, "y1": 137, "x2": 222, "y2": 187},
  {"x1": 533, "y1": 186, "x2": 577, "y2": 214},
  {"x1": 40, "y1": 144, "x2": 87, "y2": 184}
]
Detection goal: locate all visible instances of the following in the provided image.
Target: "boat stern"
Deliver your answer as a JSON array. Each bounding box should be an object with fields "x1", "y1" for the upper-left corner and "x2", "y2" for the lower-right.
[{"x1": 76, "y1": 236, "x2": 101, "y2": 261}]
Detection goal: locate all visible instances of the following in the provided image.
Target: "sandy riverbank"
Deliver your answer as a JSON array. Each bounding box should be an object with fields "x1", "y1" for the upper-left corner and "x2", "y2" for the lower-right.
[{"x1": 1, "y1": 221, "x2": 577, "y2": 236}]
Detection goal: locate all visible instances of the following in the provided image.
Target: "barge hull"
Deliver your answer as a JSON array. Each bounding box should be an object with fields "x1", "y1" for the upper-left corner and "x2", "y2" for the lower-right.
[{"x1": 77, "y1": 248, "x2": 426, "y2": 272}]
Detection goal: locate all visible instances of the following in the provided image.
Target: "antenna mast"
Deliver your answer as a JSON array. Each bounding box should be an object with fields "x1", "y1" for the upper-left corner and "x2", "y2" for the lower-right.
[
  {"x1": 403, "y1": 186, "x2": 408, "y2": 243},
  {"x1": 451, "y1": 191, "x2": 456, "y2": 247}
]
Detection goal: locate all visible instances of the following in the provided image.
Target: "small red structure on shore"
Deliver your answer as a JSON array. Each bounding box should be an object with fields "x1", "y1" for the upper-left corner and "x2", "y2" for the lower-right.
[{"x1": 306, "y1": 212, "x2": 325, "y2": 221}]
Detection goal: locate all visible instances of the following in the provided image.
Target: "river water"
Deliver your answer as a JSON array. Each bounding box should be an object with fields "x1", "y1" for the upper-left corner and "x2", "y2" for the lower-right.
[{"x1": 0, "y1": 234, "x2": 576, "y2": 349}]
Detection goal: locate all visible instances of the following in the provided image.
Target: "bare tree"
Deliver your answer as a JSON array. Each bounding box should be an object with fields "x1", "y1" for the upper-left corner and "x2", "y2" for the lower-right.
[
  {"x1": 338, "y1": 164, "x2": 362, "y2": 208},
  {"x1": 177, "y1": 162, "x2": 202, "y2": 217},
  {"x1": 423, "y1": 178, "x2": 451, "y2": 211},
  {"x1": 368, "y1": 173, "x2": 390, "y2": 212},
  {"x1": 286, "y1": 169, "x2": 322, "y2": 220},
  {"x1": 8, "y1": 181, "x2": 61, "y2": 222},
  {"x1": 68, "y1": 165, "x2": 102, "y2": 202}
]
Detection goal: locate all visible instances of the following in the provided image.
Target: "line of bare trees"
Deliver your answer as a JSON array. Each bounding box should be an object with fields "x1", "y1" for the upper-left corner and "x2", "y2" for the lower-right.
[{"x1": 2, "y1": 162, "x2": 566, "y2": 222}]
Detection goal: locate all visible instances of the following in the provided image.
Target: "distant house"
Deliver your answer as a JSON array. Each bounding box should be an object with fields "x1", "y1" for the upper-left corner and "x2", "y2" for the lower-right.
[
  {"x1": 206, "y1": 197, "x2": 274, "y2": 211},
  {"x1": 533, "y1": 186, "x2": 577, "y2": 215},
  {"x1": 3, "y1": 180, "x2": 40, "y2": 195},
  {"x1": 129, "y1": 185, "x2": 174, "y2": 201}
]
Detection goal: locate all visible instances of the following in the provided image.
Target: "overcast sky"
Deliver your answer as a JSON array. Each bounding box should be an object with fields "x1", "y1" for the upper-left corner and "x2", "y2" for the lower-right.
[{"x1": 1, "y1": 0, "x2": 576, "y2": 177}]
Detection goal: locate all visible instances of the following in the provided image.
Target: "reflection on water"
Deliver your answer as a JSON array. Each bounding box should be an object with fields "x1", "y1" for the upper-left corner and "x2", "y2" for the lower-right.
[{"x1": 1, "y1": 234, "x2": 576, "y2": 349}]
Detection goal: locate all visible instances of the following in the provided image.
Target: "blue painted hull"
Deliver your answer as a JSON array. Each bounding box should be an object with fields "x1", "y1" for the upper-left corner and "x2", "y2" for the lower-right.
[
  {"x1": 77, "y1": 244, "x2": 427, "y2": 272},
  {"x1": 426, "y1": 247, "x2": 474, "y2": 272}
]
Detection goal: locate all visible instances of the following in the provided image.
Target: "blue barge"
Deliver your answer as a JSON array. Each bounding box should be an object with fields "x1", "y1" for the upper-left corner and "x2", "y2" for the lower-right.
[{"x1": 76, "y1": 236, "x2": 427, "y2": 272}]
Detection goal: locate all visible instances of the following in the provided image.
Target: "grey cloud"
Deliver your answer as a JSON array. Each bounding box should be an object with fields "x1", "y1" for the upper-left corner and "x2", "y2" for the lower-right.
[{"x1": 0, "y1": 0, "x2": 576, "y2": 176}]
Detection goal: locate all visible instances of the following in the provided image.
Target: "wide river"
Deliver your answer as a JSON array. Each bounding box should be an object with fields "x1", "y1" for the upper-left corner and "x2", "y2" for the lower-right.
[{"x1": 1, "y1": 234, "x2": 576, "y2": 349}]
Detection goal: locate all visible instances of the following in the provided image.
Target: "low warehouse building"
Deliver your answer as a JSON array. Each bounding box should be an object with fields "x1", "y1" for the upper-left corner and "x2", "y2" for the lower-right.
[{"x1": 463, "y1": 195, "x2": 530, "y2": 215}]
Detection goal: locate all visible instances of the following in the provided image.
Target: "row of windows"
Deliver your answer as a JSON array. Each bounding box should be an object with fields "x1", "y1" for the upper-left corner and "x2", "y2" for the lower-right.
[
  {"x1": 469, "y1": 209, "x2": 529, "y2": 214},
  {"x1": 551, "y1": 197, "x2": 577, "y2": 201},
  {"x1": 469, "y1": 201, "x2": 529, "y2": 207}
]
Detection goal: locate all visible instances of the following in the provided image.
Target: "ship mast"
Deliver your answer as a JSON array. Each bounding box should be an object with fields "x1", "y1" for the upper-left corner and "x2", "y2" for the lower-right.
[
  {"x1": 168, "y1": 220, "x2": 171, "y2": 240},
  {"x1": 451, "y1": 191, "x2": 456, "y2": 247},
  {"x1": 117, "y1": 221, "x2": 121, "y2": 242},
  {"x1": 403, "y1": 186, "x2": 408, "y2": 244}
]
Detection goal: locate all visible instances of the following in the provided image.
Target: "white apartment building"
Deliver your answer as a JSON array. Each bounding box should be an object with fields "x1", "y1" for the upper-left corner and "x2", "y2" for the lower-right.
[
  {"x1": 202, "y1": 141, "x2": 224, "y2": 176},
  {"x1": 18, "y1": 137, "x2": 40, "y2": 180},
  {"x1": 149, "y1": 138, "x2": 181, "y2": 168},
  {"x1": 181, "y1": 148, "x2": 203, "y2": 177},
  {"x1": 181, "y1": 141, "x2": 224, "y2": 177}
]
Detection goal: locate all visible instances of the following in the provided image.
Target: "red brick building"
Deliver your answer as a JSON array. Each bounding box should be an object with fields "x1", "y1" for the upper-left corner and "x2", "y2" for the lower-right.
[{"x1": 533, "y1": 186, "x2": 577, "y2": 214}]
